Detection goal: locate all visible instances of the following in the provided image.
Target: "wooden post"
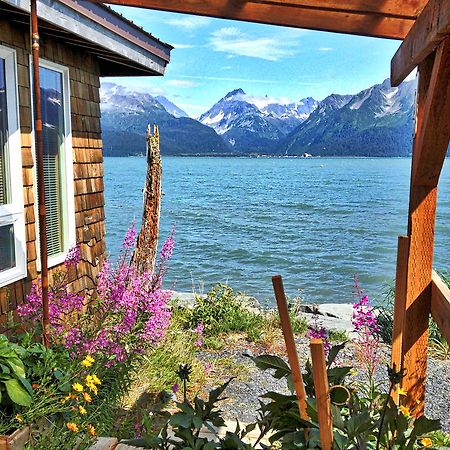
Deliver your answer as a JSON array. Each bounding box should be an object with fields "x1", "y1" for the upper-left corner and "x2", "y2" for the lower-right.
[
  {"x1": 132, "y1": 125, "x2": 162, "y2": 274},
  {"x1": 272, "y1": 275, "x2": 309, "y2": 420},
  {"x1": 310, "y1": 338, "x2": 333, "y2": 450},
  {"x1": 396, "y1": 38, "x2": 450, "y2": 413},
  {"x1": 391, "y1": 236, "x2": 409, "y2": 404}
]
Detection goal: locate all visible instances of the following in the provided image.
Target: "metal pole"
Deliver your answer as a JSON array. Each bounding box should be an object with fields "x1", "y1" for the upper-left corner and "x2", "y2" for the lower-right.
[{"x1": 30, "y1": 0, "x2": 50, "y2": 348}]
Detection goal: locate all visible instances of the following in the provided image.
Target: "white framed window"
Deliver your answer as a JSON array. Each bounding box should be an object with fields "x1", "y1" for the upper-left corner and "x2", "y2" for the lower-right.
[
  {"x1": 0, "y1": 45, "x2": 26, "y2": 287},
  {"x1": 31, "y1": 59, "x2": 75, "y2": 269}
]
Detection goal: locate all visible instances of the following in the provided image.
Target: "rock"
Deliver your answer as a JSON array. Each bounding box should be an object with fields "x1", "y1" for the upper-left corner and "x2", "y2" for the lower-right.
[{"x1": 242, "y1": 349, "x2": 254, "y2": 358}]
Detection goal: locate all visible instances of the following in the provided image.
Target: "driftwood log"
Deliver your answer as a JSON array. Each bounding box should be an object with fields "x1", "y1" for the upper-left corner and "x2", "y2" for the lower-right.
[{"x1": 132, "y1": 124, "x2": 162, "y2": 274}]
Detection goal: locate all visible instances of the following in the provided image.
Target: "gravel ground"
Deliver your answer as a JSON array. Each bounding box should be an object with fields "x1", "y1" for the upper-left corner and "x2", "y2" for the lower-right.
[{"x1": 198, "y1": 337, "x2": 450, "y2": 432}]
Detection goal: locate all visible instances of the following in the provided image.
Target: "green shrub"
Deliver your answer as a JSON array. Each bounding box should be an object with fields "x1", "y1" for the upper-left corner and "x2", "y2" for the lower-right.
[{"x1": 182, "y1": 283, "x2": 266, "y2": 340}]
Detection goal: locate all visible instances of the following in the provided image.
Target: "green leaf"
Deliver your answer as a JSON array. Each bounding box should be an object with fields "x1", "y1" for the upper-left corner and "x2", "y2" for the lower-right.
[
  {"x1": 253, "y1": 355, "x2": 291, "y2": 380},
  {"x1": 327, "y1": 342, "x2": 347, "y2": 368},
  {"x1": 4, "y1": 378, "x2": 32, "y2": 406},
  {"x1": 170, "y1": 413, "x2": 192, "y2": 429},
  {"x1": 6, "y1": 356, "x2": 26, "y2": 378}
]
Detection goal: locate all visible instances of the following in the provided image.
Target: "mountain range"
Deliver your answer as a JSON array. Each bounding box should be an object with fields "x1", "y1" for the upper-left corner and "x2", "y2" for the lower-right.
[{"x1": 100, "y1": 78, "x2": 418, "y2": 157}]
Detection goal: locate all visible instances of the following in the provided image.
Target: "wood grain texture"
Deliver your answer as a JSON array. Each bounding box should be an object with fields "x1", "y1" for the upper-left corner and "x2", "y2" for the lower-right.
[
  {"x1": 0, "y1": 16, "x2": 106, "y2": 315},
  {"x1": 310, "y1": 338, "x2": 333, "y2": 450},
  {"x1": 97, "y1": 0, "x2": 414, "y2": 39},
  {"x1": 399, "y1": 49, "x2": 446, "y2": 413},
  {"x1": 391, "y1": 0, "x2": 450, "y2": 85},
  {"x1": 431, "y1": 271, "x2": 450, "y2": 346},
  {"x1": 391, "y1": 235, "x2": 410, "y2": 404},
  {"x1": 272, "y1": 275, "x2": 309, "y2": 420}
]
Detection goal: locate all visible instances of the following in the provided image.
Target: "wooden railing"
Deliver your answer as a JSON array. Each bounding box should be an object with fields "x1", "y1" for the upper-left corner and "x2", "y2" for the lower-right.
[{"x1": 431, "y1": 270, "x2": 450, "y2": 346}]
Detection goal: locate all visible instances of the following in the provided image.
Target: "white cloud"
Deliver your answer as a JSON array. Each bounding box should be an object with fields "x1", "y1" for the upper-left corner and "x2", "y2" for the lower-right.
[
  {"x1": 208, "y1": 27, "x2": 301, "y2": 61},
  {"x1": 318, "y1": 47, "x2": 333, "y2": 52},
  {"x1": 167, "y1": 79, "x2": 199, "y2": 88},
  {"x1": 167, "y1": 16, "x2": 210, "y2": 31},
  {"x1": 172, "y1": 43, "x2": 196, "y2": 49}
]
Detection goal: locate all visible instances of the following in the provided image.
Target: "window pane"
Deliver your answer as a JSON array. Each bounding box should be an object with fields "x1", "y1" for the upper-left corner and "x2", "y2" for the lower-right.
[
  {"x1": 0, "y1": 57, "x2": 10, "y2": 206},
  {"x1": 40, "y1": 66, "x2": 65, "y2": 257},
  {"x1": 0, "y1": 224, "x2": 15, "y2": 272}
]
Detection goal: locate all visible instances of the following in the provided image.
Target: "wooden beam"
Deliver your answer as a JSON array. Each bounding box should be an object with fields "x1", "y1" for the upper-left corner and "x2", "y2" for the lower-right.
[
  {"x1": 98, "y1": 0, "x2": 415, "y2": 39},
  {"x1": 431, "y1": 271, "x2": 450, "y2": 346},
  {"x1": 411, "y1": 38, "x2": 450, "y2": 187},
  {"x1": 391, "y1": 0, "x2": 450, "y2": 86},
  {"x1": 248, "y1": 0, "x2": 426, "y2": 19},
  {"x1": 399, "y1": 51, "x2": 441, "y2": 414},
  {"x1": 391, "y1": 235, "x2": 410, "y2": 404}
]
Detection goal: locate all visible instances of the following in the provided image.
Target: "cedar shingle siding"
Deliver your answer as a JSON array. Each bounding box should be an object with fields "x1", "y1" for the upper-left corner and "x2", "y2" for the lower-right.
[{"x1": 0, "y1": 17, "x2": 106, "y2": 318}]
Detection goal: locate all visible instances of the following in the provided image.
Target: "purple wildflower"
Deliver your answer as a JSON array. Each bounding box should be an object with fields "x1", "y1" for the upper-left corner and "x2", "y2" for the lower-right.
[
  {"x1": 172, "y1": 383, "x2": 179, "y2": 393},
  {"x1": 64, "y1": 246, "x2": 81, "y2": 268}
]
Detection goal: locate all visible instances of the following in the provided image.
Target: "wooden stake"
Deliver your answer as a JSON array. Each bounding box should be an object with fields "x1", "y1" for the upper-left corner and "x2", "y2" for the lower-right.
[
  {"x1": 391, "y1": 236, "x2": 409, "y2": 404},
  {"x1": 272, "y1": 275, "x2": 309, "y2": 420},
  {"x1": 310, "y1": 338, "x2": 333, "y2": 450}
]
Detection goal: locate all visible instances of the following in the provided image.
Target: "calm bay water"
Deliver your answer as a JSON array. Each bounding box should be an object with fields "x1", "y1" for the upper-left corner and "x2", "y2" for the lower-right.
[{"x1": 104, "y1": 157, "x2": 450, "y2": 305}]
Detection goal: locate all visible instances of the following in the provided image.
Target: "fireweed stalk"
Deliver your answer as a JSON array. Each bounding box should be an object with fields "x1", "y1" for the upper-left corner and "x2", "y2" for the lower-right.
[
  {"x1": 18, "y1": 225, "x2": 175, "y2": 365},
  {"x1": 352, "y1": 275, "x2": 382, "y2": 398}
]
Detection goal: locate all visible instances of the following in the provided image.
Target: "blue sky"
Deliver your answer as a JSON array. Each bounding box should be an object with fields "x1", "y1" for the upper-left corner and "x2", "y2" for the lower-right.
[{"x1": 105, "y1": 7, "x2": 403, "y2": 118}]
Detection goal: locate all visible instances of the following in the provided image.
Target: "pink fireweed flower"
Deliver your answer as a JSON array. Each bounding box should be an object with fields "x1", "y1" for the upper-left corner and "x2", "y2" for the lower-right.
[
  {"x1": 160, "y1": 227, "x2": 175, "y2": 261},
  {"x1": 194, "y1": 339, "x2": 203, "y2": 348},
  {"x1": 19, "y1": 225, "x2": 174, "y2": 365},
  {"x1": 307, "y1": 306, "x2": 330, "y2": 355},
  {"x1": 122, "y1": 225, "x2": 137, "y2": 250},
  {"x1": 65, "y1": 246, "x2": 81, "y2": 268},
  {"x1": 194, "y1": 322, "x2": 204, "y2": 336},
  {"x1": 204, "y1": 362, "x2": 212, "y2": 375},
  {"x1": 352, "y1": 275, "x2": 382, "y2": 380}
]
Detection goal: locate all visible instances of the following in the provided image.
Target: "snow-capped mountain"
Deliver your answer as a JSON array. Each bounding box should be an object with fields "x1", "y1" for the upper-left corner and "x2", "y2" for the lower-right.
[
  {"x1": 100, "y1": 82, "x2": 230, "y2": 156},
  {"x1": 283, "y1": 78, "x2": 417, "y2": 156},
  {"x1": 155, "y1": 96, "x2": 189, "y2": 118},
  {"x1": 198, "y1": 89, "x2": 318, "y2": 153}
]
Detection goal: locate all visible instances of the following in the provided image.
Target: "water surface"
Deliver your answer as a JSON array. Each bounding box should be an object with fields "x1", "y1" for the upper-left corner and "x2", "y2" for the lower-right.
[{"x1": 104, "y1": 157, "x2": 450, "y2": 305}]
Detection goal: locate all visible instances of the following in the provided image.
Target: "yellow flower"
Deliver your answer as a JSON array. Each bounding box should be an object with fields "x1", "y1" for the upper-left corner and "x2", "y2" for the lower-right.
[
  {"x1": 92, "y1": 374, "x2": 101, "y2": 385},
  {"x1": 420, "y1": 437, "x2": 433, "y2": 448},
  {"x1": 83, "y1": 392, "x2": 92, "y2": 403},
  {"x1": 399, "y1": 405, "x2": 410, "y2": 417},
  {"x1": 72, "y1": 383, "x2": 83, "y2": 393},
  {"x1": 88, "y1": 384, "x2": 98, "y2": 396},
  {"x1": 15, "y1": 414, "x2": 23, "y2": 423},
  {"x1": 67, "y1": 422, "x2": 79, "y2": 433},
  {"x1": 79, "y1": 405, "x2": 87, "y2": 415},
  {"x1": 398, "y1": 387, "x2": 407, "y2": 396},
  {"x1": 81, "y1": 358, "x2": 93, "y2": 368},
  {"x1": 88, "y1": 424, "x2": 96, "y2": 436},
  {"x1": 349, "y1": 369, "x2": 358, "y2": 377}
]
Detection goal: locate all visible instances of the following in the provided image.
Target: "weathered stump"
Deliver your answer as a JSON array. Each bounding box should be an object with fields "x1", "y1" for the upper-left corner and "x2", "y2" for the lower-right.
[{"x1": 132, "y1": 124, "x2": 162, "y2": 275}]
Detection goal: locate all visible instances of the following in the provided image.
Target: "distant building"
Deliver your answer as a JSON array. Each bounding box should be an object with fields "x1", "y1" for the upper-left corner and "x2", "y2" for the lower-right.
[{"x1": 0, "y1": 0, "x2": 171, "y2": 317}]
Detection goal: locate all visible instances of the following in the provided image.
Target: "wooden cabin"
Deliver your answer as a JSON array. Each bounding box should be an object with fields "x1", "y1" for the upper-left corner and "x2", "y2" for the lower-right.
[{"x1": 0, "y1": 0, "x2": 171, "y2": 316}]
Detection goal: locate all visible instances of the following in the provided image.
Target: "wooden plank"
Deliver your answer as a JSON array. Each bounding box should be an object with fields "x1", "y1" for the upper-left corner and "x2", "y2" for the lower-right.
[
  {"x1": 391, "y1": 235, "x2": 409, "y2": 404},
  {"x1": 310, "y1": 339, "x2": 333, "y2": 450},
  {"x1": 391, "y1": 0, "x2": 450, "y2": 86},
  {"x1": 411, "y1": 38, "x2": 450, "y2": 187},
  {"x1": 431, "y1": 271, "x2": 450, "y2": 346},
  {"x1": 98, "y1": 0, "x2": 413, "y2": 39},
  {"x1": 272, "y1": 275, "x2": 309, "y2": 420},
  {"x1": 236, "y1": 0, "x2": 425, "y2": 19},
  {"x1": 399, "y1": 51, "x2": 440, "y2": 413}
]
